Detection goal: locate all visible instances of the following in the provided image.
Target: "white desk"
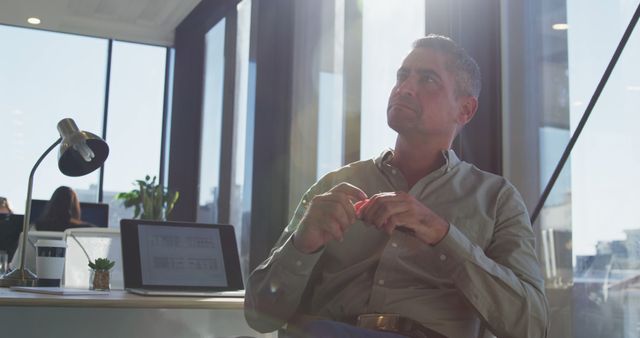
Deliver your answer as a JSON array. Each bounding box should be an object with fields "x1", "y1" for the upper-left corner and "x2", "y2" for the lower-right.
[{"x1": 0, "y1": 288, "x2": 272, "y2": 338}]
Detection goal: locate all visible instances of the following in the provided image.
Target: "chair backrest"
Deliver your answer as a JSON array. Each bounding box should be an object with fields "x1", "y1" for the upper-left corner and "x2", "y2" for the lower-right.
[
  {"x1": 0, "y1": 214, "x2": 23, "y2": 261},
  {"x1": 10, "y1": 230, "x2": 66, "y2": 272},
  {"x1": 63, "y1": 227, "x2": 123, "y2": 290}
]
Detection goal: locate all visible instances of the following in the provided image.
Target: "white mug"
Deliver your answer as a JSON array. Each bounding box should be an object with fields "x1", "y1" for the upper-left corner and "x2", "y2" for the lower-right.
[{"x1": 35, "y1": 239, "x2": 67, "y2": 287}]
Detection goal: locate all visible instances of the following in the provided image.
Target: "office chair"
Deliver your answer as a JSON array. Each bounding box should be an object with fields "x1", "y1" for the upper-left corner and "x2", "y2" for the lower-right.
[
  {"x1": 0, "y1": 214, "x2": 23, "y2": 261},
  {"x1": 63, "y1": 227, "x2": 123, "y2": 290}
]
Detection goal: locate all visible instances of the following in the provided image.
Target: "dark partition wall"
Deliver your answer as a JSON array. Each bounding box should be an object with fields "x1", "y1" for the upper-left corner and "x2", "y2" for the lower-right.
[
  {"x1": 425, "y1": 0, "x2": 503, "y2": 175},
  {"x1": 168, "y1": 0, "x2": 239, "y2": 222},
  {"x1": 248, "y1": 0, "x2": 296, "y2": 269}
]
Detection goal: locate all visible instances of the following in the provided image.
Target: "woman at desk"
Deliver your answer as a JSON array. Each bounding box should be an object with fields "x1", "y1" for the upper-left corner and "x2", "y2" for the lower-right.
[
  {"x1": 0, "y1": 196, "x2": 12, "y2": 215},
  {"x1": 1, "y1": 197, "x2": 20, "y2": 261},
  {"x1": 35, "y1": 186, "x2": 96, "y2": 231}
]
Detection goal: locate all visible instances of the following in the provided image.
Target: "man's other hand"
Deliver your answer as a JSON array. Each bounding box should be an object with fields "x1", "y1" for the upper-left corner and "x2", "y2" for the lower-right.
[
  {"x1": 293, "y1": 183, "x2": 367, "y2": 254},
  {"x1": 359, "y1": 191, "x2": 449, "y2": 245}
]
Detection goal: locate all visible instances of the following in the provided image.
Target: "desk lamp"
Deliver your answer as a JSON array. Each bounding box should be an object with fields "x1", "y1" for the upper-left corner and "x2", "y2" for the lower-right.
[{"x1": 0, "y1": 118, "x2": 109, "y2": 287}]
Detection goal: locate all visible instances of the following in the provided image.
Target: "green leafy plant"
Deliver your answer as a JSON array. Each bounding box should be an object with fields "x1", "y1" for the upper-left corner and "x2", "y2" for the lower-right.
[
  {"x1": 88, "y1": 257, "x2": 115, "y2": 271},
  {"x1": 115, "y1": 175, "x2": 179, "y2": 220}
]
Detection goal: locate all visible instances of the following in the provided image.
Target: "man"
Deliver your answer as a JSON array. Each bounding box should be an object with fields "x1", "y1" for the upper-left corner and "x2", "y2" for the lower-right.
[{"x1": 245, "y1": 34, "x2": 549, "y2": 338}]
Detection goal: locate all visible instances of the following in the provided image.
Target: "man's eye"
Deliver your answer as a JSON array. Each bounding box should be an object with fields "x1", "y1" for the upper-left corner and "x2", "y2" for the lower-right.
[
  {"x1": 421, "y1": 75, "x2": 436, "y2": 83},
  {"x1": 396, "y1": 72, "x2": 408, "y2": 82}
]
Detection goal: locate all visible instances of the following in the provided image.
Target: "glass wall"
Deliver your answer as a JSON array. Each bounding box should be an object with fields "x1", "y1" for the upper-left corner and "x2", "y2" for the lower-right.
[
  {"x1": 103, "y1": 41, "x2": 167, "y2": 227},
  {"x1": 197, "y1": 19, "x2": 226, "y2": 224},
  {"x1": 229, "y1": 0, "x2": 254, "y2": 279},
  {"x1": 0, "y1": 26, "x2": 107, "y2": 211},
  {"x1": 360, "y1": 0, "x2": 425, "y2": 160},
  {"x1": 503, "y1": 0, "x2": 640, "y2": 336},
  {"x1": 316, "y1": 0, "x2": 345, "y2": 180},
  {"x1": 0, "y1": 25, "x2": 168, "y2": 227}
]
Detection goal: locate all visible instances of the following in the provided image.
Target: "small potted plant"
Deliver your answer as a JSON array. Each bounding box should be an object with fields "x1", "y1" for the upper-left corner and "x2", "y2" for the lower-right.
[{"x1": 89, "y1": 258, "x2": 115, "y2": 291}]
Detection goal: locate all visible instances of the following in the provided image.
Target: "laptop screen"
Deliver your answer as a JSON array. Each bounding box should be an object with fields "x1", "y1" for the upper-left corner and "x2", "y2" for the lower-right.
[
  {"x1": 121, "y1": 219, "x2": 244, "y2": 292},
  {"x1": 138, "y1": 224, "x2": 228, "y2": 287}
]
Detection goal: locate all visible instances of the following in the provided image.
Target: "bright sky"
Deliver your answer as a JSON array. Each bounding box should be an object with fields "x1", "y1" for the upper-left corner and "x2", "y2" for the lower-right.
[
  {"x1": 0, "y1": 25, "x2": 165, "y2": 214},
  {"x1": 567, "y1": 0, "x2": 640, "y2": 256}
]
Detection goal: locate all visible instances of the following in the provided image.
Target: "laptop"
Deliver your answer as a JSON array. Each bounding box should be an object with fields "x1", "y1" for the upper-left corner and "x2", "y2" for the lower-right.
[{"x1": 120, "y1": 219, "x2": 244, "y2": 297}]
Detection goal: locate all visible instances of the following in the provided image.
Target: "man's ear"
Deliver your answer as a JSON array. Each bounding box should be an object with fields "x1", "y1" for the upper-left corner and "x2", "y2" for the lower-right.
[{"x1": 457, "y1": 96, "x2": 478, "y2": 125}]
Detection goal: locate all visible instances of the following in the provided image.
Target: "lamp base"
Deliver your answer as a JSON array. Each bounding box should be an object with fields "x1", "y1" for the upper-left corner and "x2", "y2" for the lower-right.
[{"x1": 0, "y1": 268, "x2": 38, "y2": 287}]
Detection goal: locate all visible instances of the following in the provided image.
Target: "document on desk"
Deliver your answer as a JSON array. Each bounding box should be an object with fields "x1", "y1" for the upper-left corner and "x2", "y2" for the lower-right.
[{"x1": 10, "y1": 286, "x2": 110, "y2": 295}]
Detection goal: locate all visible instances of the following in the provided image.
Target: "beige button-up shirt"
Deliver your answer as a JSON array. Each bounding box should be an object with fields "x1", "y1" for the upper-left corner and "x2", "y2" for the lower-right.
[{"x1": 245, "y1": 150, "x2": 549, "y2": 338}]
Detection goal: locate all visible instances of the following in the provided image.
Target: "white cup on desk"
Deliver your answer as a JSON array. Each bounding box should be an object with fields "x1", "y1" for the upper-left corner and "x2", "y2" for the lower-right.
[{"x1": 35, "y1": 239, "x2": 67, "y2": 287}]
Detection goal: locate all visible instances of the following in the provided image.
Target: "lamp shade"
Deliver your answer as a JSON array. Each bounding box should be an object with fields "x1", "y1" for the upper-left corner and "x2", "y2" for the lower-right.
[{"x1": 57, "y1": 118, "x2": 109, "y2": 176}]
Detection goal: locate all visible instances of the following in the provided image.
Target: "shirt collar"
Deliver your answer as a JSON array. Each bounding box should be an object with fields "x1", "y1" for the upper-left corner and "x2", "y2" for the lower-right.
[{"x1": 375, "y1": 148, "x2": 461, "y2": 173}]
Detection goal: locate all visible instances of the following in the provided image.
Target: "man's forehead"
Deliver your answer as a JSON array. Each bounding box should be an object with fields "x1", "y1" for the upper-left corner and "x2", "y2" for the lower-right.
[{"x1": 399, "y1": 48, "x2": 452, "y2": 73}]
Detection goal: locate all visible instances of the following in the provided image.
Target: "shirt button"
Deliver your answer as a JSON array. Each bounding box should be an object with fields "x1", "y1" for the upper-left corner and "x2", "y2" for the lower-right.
[
  {"x1": 295, "y1": 260, "x2": 302, "y2": 267},
  {"x1": 439, "y1": 254, "x2": 447, "y2": 261},
  {"x1": 391, "y1": 242, "x2": 398, "y2": 248},
  {"x1": 391, "y1": 169, "x2": 397, "y2": 175},
  {"x1": 378, "y1": 280, "x2": 385, "y2": 285}
]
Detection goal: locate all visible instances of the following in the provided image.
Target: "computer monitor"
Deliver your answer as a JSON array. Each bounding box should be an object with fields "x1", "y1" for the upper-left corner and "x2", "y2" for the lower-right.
[{"x1": 30, "y1": 199, "x2": 109, "y2": 228}]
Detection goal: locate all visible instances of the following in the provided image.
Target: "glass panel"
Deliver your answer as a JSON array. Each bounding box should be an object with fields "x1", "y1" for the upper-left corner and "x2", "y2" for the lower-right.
[
  {"x1": 316, "y1": 0, "x2": 345, "y2": 180},
  {"x1": 566, "y1": 2, "x2": 640, "y2": 337},
  {"x1": 360, "y1": 1, "x2": 426, "y2": 160},
  {"x1": 0, "y1": 25, "x2": 107, "y2": 213},
  {"x1": 103, "y1": 41, "x2": 167, "y2": 227},
  {"x1": 197, "y1": 19, "x2": 226, "y2": 224},
  {"x1": 230, "y1": 0, "x2": 254, "y2": 279},
  {"x1": 504, "y1": 1, "x2": 640, "y2": 337}
]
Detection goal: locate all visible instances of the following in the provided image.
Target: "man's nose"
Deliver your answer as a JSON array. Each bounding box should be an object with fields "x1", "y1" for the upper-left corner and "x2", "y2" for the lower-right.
[{"x1": 396, "y1": 78, "x2": 416, "y2": 96}]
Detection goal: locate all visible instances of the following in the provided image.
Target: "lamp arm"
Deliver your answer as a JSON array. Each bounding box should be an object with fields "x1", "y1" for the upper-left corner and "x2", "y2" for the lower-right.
[
  {"x1": 17, "y1": 137, "x2": 62, "y2": 274},
  {"x1": 69, "y1": 233, "x2": 93, "y2": 263}
]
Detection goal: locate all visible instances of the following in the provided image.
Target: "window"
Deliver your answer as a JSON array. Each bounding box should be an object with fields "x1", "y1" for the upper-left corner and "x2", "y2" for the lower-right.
[
  {"x1": 103, "y1": 41, "x2": 167, "y2": 227},
  {"x1": 229, "y1": 0, "x2": 254, "y2": 278},
  {"x1": 0, "y1": 25, "x2": 107, "y2": 211},
  {"x1": 0, "y1": 25, "x2": 169, "y2": 227},
  {"x1": 503, "y1": 1, "x2": 640, "y2": 336},
  {"x1": 197, "y1": 19, "x2": 226, "y2": 224},
  {"x1": 316, "y1": 0, "x2": 345, "y2": 180},
  {"x1": 360, "y1": 1, "x2": 425, "y2": 160}
]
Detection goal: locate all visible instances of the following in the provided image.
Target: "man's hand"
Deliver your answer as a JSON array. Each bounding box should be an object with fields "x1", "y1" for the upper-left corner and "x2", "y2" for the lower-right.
[
  {"x1": 293, "y1": 183, "x2": 367, "y2": 254},
  {"x1": 359, "y1": 191, "x2": 449, "y2": 245}
]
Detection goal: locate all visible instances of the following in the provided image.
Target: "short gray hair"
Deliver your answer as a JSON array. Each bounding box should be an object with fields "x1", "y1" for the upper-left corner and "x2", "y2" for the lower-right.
[{"x1": 413, "y1": 34, "x2": 481, "y2": 98}]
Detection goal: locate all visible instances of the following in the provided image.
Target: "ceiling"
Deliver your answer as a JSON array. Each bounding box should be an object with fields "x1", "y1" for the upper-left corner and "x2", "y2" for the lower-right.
[{"x1": 0, "y1": 0, "x2": 202, "y2": 46}]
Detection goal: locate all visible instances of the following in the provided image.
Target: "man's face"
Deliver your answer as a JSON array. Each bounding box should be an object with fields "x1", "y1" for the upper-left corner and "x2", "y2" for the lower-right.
[{"x1": 387, "y1": 47, "x2": 475, "y2": 142}]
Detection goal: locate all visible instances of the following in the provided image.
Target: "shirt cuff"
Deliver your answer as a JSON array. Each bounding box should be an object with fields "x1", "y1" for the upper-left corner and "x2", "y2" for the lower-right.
[
  {"x1": 431, "y1": 223, "x2": 476, "y2": 278},
  {"x1": 272, "y1": 233, "x2": 324, "y2": 275}
]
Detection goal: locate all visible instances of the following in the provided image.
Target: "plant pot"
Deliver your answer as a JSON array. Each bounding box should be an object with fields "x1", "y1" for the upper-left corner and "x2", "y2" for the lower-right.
[{"x1": 90, "y1": 269, "x2": 111, "y2": 291}]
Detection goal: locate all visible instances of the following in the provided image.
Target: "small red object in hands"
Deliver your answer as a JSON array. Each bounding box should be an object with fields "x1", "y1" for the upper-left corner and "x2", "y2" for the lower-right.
[{"x1": 354, "y1": 198, "x2": 370, "y2": 214}]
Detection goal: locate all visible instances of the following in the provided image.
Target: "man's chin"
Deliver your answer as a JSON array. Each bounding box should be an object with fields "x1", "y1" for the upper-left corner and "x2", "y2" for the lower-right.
[
  {"x1": 388, "y1": 108, "x2": 417, "y2": 124},
  {"x1": 388, "y1": 105, "x2": 420, "y2": 117}
]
